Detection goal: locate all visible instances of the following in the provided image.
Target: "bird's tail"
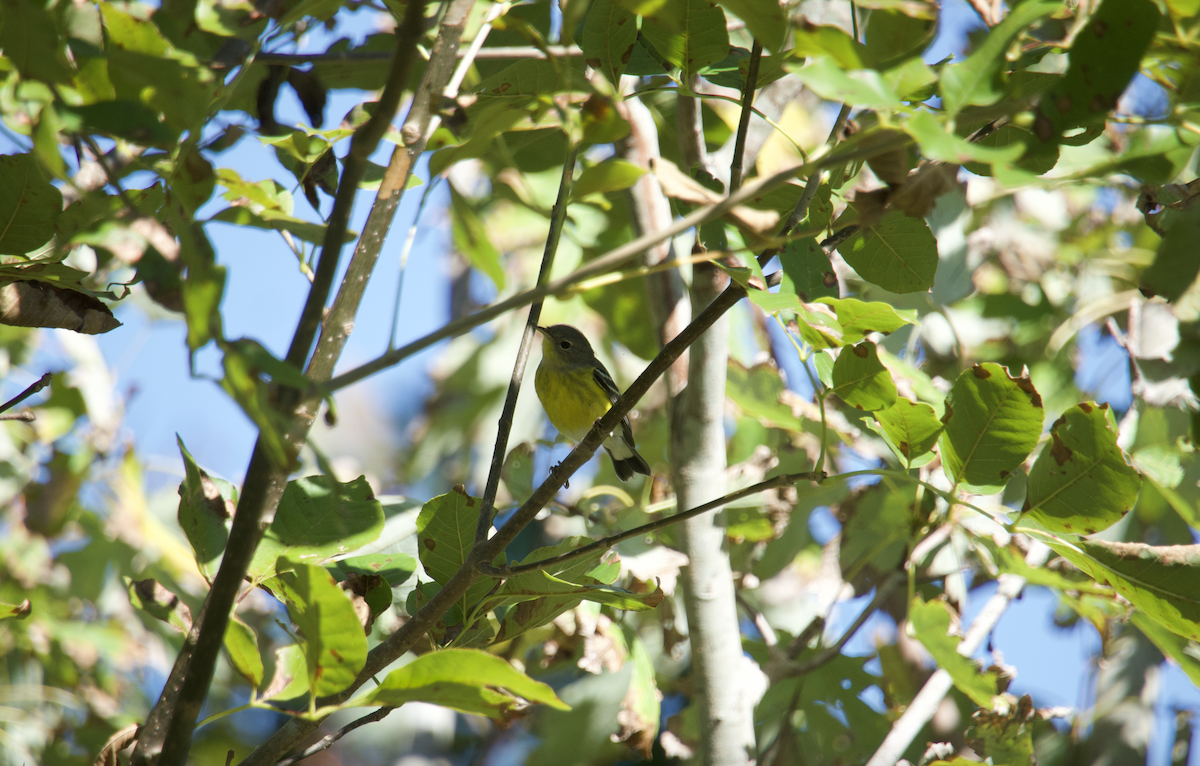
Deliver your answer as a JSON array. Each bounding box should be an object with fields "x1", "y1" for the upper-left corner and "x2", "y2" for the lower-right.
[{"x1": 607, "y1": 448, "x2": 652, "y2": 482}]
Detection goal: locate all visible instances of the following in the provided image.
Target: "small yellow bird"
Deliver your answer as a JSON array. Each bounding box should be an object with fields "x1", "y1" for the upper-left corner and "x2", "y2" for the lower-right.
[{"x1": 534, "y1": 324, "x2": 652, "y2": 481}]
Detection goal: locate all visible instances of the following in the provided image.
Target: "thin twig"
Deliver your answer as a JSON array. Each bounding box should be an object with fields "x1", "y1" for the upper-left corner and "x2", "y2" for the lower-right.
[
  {"x1": 252, "y1": 45, "x2": 583, "y2": 66},
  {"x1": 864, "y1": 544, "x2": 1051, "y2": 766},
  {"x1": 475, "y1": 144, "x2": 579, "y2": 544},
  {"x1": 783, "y1": 104, "x2": 853, "y2": 236},
  {"x1": 275, "y1": 707, "x2": 395, "y2": 766},
  {"x1": 777, "y1": 573, "x2": 902, "y2": 677},
  {"x1": 0, "y1": 373, "x2": 51, "y2": 416},
  {"x1": 327, "y1": 129, "x2": 912, "y2": 392},
  {"x1": 729, "y1": 41, "x2": 763, "y2": 193},
  {"x1": 481, "y1": 471, "x2": 823, "y2": 576}
]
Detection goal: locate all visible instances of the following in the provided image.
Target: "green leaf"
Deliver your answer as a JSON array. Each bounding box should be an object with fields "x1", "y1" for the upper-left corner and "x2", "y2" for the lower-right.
[
  {"x1": 780, "y1": 237, "x2": 838, "y2": 302},
  {"x1": 572, "y1": 158, "x2": 647, "y2": 200},
  {"x1": 816, "y1": 297, "x2": 916, "y2": 344},
  {"x1": 176, "y1": 436, "x2": 236, "y2": 580},
  {"x1": 727, "y1": 360, "x2": 806, "y2": 432},
  {"x1": 262, "y1": 644, "x2": 309, "y2": 704},
  {"x1": 1032, "y1": 0, "x2": 1161, "y2": 142},
  {"x1": 277, "y1": 0, "x2": 344, "y2": 27},
  {"x1": 0, "y1": 0, "x2": 73, "y2": 83},
  {"x1": 224, "y1": 615, "x2": 264, "y2": 688},
  {"x1": 905, "y1": 111, "x2": 1026, "y2": 165},
  {"x1": 939, "y1": 1, "x2": 1059, "y2": 117},
  {"x1": 1022, "y1": 402, "x2": 1141, "y2": 535},
  {"x1": 248, "y1": 476, "x2": 385, "y2": 582},
  {"x1": 840, "y1": 211, "x2": 937, "y2": 294},
  {"x1": 0, "y1": 600, "x2": 31, "y2": 621},
  {"x1": 416, "y1": 489, "x2": 498, "y2": 612},
  {"x1": 488, "y1": 539, "x2": 620, "y2": 642},
  {"x1": 0, "y1": 154, "x2": 63, "y2": 255},
  {"x1": 940, "y1": 363, "x2": 1043, "y2": 494},
  {"x1": 839, "y1": 484, "x2": 917, "y2": 577},
  {"x1": 790, "y1": 24, "x2": 863, "y2": 69},
  {"x1": 450, "y1": 187, "x2": 505, "y2": 291},
  {"x1": 909, "y1": 596, "x2": 998, "y2": 707},
  {"x1": 210, "y1": 206, "x2": 357, "y2": 245},
  {"x1": 868, "y1": 398, "x2": 943, "y2": 468},
  {"x1": 790, "y1": 57, "x2": 904, "y2": 110},
  {"x1": 716, "y1": 0, "x2": 786, "y2": 53},
  {"x1": 962, "y1": 124, "x2": 1059, "y2": 177},
  {"x1": 277, "y1": 562, "x2": 368, "y2": 698},
  {"x1": 327, "y1": 553, "x2": 417, "y2": 588},
  {"x1": 580, "y1": 0, "x2": 638, "y2": 87},
  {"x1": 57, "y1": 100, "x2": 177, "y2": 146},
  {"x1": 416, "y1": 489, "x2": 482, "y2": 586},
  {"x1": 862, "y1": 8, "x2": 935, "y2": 70},
  {"x1": 360, "y1": 649, "x2": 568, "y2": 717},
  {"x1": 1141, "y1": 203, "x2": 1200, "y2": 303},
  {"x1": 639, "y1": 0, "x2": 730, "y2": 79},
  {"x1": 491, "y1": 570, "x2": 662, "y2": 631},
  {"x1": 831, "y1": 341, "x2": 897, "y2": 411},
  {"x1": 1048, "y1": 540, "x2": 1200, "y2": 641},
  {"x1": 791, "y1": 306, "x2": 844, "y2": 349},
  {"x1": 1131, "y1": 612, "x2": 1200, "y2": 689}
]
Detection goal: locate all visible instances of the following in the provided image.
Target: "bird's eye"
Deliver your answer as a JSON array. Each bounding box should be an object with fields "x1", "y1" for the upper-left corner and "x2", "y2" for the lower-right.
[{"x1": 560, "y1": 340, "x2": 571, "y2": 350}]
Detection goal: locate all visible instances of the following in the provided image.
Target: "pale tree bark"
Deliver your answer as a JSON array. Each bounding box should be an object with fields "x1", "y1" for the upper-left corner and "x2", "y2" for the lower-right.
[{"x1": 668, "y1": 77, "x2": 758, "y2": 766}]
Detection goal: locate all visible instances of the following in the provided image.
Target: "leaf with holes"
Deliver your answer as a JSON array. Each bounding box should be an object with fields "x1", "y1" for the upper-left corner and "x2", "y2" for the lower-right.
[
  {"x1": 840, "y1": 211, "x2": 937, "y2": 293},
  {"x1": 1022, "y1": 402, "x2": 1140, "y2": 535},
  {"x1": 940, "y1": 364, "x2": 1043, "y2": 494}
]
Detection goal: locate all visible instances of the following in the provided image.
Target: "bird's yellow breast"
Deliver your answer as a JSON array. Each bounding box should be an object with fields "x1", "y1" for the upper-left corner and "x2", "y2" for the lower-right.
[{"x1": 535, "y1": 363, "x2": 612, "y2": 443}]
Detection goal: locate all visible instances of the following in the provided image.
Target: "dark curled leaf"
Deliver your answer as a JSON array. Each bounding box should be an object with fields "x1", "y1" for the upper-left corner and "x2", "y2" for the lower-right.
[{"x1": 0, "y1": 280, "x2": 121, "y2": 334}]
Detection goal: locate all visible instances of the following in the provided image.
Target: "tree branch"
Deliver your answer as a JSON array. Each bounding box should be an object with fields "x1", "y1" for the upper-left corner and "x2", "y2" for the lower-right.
[
  {"x1": 131, "y1": 5, "x2": 430, "y2": 765},
  {"x1": 475, "y1": 144, "x2": 579, "y2": 543},
  {"x1": 864, "y1": 544, "x2": 1051, "y2": 766},
  {"x1": 252, "y1": 45, "x2": 583, "y2": 67},
  {"x1": 481, "y1": 471, "x2": 823, "y2": 576},
  {"x1": 0, "y1": 372, "x2": 50, "y2": 416},
  {"x1": 275, "y1": 707, "x2": 395, "y2": 766},
  {"x1": 326, "y1": 128, "x2": 911, "y2": 392}
]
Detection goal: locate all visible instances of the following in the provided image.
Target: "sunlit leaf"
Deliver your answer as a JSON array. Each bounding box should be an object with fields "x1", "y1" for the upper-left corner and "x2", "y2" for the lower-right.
[
  {"x1": 940, "y1": 364, "x2": 1043, "y2": 494},
  {"x1": 840, "y1": 211, "x2": 937, "y2": 294},
  {"x1": 360, "y1": 649, "x2": 569, "y2": 716},
  {"x1": 831, "y1": 341, "x2": 897, "y2": 411},
  {"x1": 909, "y1": 596, "x2": 997, "y2": 707},
  {"x1": 1022, "y1": 402, "x2": 1140, "y2": 535},
  {"x1": 867, "y1": 398, "x2": 943, "y2": 468}
]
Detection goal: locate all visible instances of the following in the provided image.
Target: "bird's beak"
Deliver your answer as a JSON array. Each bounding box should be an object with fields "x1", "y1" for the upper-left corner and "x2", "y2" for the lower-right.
[{"x1": 535, "y1": 326, "x2": 547, "y2": 335}]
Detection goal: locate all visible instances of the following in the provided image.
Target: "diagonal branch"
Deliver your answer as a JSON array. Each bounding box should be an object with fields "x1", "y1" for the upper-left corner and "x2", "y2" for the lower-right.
[
  {"x1": 481, "y1": 471, "x2": 824, "y2": 576},
  {"x1": 326, "y1": 128, "x2": 912, "y2": 392}
]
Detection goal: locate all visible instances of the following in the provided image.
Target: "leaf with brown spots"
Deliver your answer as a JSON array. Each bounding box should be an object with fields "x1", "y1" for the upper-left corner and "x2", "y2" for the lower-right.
[
  {"x1": 866, "y1": 398, "x2": 943, "y2": 469},
  {"x1": 939, "y1": 363, "x2": 1043, "y2": 494},
  {"x1": 275, "y1": 562, "x2": 368, "y2": 698},
  {"x1": 1022, "y1": 402, "x2": 1140, "y2": 535},
  {"x1": 831, "y1": 341, "x2": 898, "y2": 411}
]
